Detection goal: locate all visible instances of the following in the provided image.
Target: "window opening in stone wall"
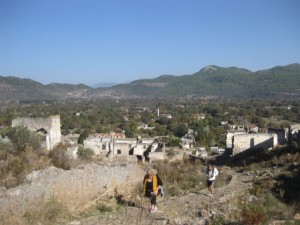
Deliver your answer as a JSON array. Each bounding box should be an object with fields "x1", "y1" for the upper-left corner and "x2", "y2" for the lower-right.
[{"x1": 37, "y1": 128, "x2": 48, "y2": 134}]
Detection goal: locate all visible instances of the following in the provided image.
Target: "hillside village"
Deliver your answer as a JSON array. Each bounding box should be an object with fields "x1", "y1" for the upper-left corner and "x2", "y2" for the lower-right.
[
  {"x1": 0, "y1": 100, "x2": 300, "y2": 225},
  {"x1": 9, "y1": 113, "x2": 300, "y2": 163}
]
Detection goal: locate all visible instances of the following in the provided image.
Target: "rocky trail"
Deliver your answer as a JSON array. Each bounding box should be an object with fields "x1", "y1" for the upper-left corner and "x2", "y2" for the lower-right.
[{"x1": 65, "y1": 169, "x2": 255, "y2": 225}]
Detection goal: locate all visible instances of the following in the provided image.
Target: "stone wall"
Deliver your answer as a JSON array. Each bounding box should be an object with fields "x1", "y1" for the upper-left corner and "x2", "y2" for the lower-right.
[
  {"x1": 226, "y1": 130, "x2": 247, "y2": 149},
  {"x1": 233, "y1": 133, "x2": 278, "y2": 155},
  {"x1": 0, "y1": 162, "x2": 144, "y2": 216},
  {"x1": 149, "y1": 152, "x2": 165, "y2": 161},
  {"x1": 83, "y1": 137, "x2": 161, "y2": 159},
  {"x1": 11, "y1": 115, "x2": 61, "y2": 150},
  {"x1": 113, "y1": 138, "x2": 136, "y2": 157},
  {"x1": 48, "y1": 115, "x2": 61, "y2": 149},
  {"x1": 84, "y1": 138, "x2": 111, "y2": 155},
  {"x1": 289, "y1": 124, "x2": 300, "y2": 143},
  {"x1": 268, "y1": 128, "x2": 287, "y2": 145}
]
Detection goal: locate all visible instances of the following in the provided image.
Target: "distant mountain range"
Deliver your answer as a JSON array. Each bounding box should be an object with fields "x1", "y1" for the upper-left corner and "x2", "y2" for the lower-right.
[
  {"x1": 1, "y1": 63, "x2": 300, "y2": 102},
  {"x1": 91, "y1": 82, "x2": 118, "y2": 88}
]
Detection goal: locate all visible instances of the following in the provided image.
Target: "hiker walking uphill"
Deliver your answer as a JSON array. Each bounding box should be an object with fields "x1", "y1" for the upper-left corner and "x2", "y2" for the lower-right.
[
  {"x1": 205, "y1": 163, "x2": 219, "y2": 197},
  {"x1": 143, "y1": 168, "x2": 163, "y2": 213}
]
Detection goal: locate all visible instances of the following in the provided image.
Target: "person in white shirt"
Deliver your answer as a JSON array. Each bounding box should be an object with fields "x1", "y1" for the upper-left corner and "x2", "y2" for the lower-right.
[{"x1": 205, "y1": 163, "x2": 219, "y2": 197}]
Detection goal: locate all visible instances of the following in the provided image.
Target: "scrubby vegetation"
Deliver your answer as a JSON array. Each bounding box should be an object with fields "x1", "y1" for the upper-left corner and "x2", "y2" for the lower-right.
[{"x1": 24, "y1": 196, "x2": 71, "y2": 225}]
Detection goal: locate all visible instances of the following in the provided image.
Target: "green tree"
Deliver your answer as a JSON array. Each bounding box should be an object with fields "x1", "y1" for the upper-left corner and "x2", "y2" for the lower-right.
[
  {"x1": 251, "y1": 116, "x2": 266, "y2": 128},
  {"x1": 153, "y1": 124, "x2": 167, "y2": 136},
  {"x1": 167, "y1": 135, "x2": 181, "y2": 147},
  {"x1": 169, "y1": 123, "x2": 188, "y2": 137},
  {"x1": 78, "y1": 129, "x2": 92, "y2": 144},
  {"x1": 125, "y1": 121, "x2": 138, "y2": 138},
  {"x1": 0, "y1": 109, "x2": 16, "y2": 126}
]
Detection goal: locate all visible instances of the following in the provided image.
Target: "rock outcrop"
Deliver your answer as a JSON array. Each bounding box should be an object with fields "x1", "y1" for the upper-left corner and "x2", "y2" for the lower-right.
[{"x1": 0, "y1": 162, "x2": 144, "y2": 216}]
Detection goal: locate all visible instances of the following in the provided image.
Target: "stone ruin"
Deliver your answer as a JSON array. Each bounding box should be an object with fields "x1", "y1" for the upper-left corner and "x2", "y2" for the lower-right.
[
  {"x1": 0, "y1": 162, "x2": 144, "y2": 218},
  {"x1": 84, "y1": 134, "x2": 165, "y2": 162},
  {"x1": 232, "y1": 133, "x2": 278, "y2": 155},
  {"x1": 11, "y1": 115, "x2": 61, "y2": 150}
]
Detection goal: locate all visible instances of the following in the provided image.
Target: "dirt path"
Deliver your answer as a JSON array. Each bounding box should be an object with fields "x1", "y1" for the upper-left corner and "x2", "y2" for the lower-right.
[{"x1": 65, "y1": 169, "x2": 254, "y2": 225}]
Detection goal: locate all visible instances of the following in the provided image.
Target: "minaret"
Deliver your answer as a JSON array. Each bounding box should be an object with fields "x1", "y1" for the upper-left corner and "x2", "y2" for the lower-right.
[{"x1": 157, "y1": 108, "x2": 160, "y2": 117}]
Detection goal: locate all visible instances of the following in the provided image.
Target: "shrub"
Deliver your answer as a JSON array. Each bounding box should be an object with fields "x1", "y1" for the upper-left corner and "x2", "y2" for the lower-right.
[
  {"x1": 49, "y1": 144, "x2": 71, "y2": 170},
  {"x1": 241, "y1": 192, "x2": 295, "y2": 224},
  {"x1": 77, "y1": 146, "x2": 94, "y2": 160},
  {"x1": 241, "y1": 202, "x2": 268, "y2": 225},
  {"x1": 24, "y1": 196, "x2": 71, "y2": 224},
  {"x1": 179, "y1": 173, "x2": 202, "y2": 190},
  {"x1": 0, "y1": 148, "x2": 7, "y2": 161},
  {"x1": 165, "y1": 184, "x2": 183, "y2": 197},
  {"x1": 22, "y1": 146, "x2": 49, "y2": 171},
  {"x1": 5, "y1": 127, "x2": 41, "y2": 153},
  {"x1": 211, "y1": 216, "x2": 227, "y2": 225},
  {"x1": 249, "y1": 174, "x2": 276, "y2": 199},
  {"x1": 262, "y1": 193, "x2": 292, "y2": 220},
  {"x1": 96, "y1": 203, "x2": 113, "y2": 213},
  {"x1": 8, "y1": 156, "x2": 25, "y2": 177},
  {"x1": 154, "y1": 159, "x2": 206, "y2": 196},
  {"x1": 0, "y1": 142, "x2": 14, "y2": 157},
  {"x1": 167, "y1": 137, "x2": 181, "y2": 147},
  {"x1": 249, "y1": 185, "x2": 265, "y2": 197},
  {"x1": 8, "y1": 126, "x2": 30, "y2": 152}
]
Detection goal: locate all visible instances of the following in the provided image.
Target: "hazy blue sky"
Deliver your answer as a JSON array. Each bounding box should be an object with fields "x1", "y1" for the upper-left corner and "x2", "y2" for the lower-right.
[{"x1": 1, "y1": 0, "x2": 299, "y2": 85}]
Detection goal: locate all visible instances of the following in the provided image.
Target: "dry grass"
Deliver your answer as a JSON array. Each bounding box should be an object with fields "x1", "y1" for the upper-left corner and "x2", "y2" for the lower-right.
[
  {"x1": 240, "y1": 192, "x2": 295, "y2": 225},
  {"x1": 0, "y1": 211, "x2": 23, "y2": 225},
  {"x1": 24, "y1": 196, "x2": 71, "y2": 225},
  {"x1": 154, "y1": 158, "x2": 206, "y2": 195}
]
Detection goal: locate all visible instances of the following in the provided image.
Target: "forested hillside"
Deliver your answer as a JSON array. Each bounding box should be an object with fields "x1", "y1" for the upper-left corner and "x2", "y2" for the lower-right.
[
  {"x1": 0, "y1": 76, "x2": 91, "y2": 102},
  {"x1": 95, "y1": 63, "x2": 300, "y2": 99},
  {"x1": 1, "y1": 63, "x2": 300, "y2": 101}
]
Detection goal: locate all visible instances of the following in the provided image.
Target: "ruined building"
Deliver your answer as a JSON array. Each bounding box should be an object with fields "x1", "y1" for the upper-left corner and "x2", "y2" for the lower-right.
[
  {"x1": 232, "y1": 133, "x2": 278, "y2": 155},
  {"x1": 12, "y1": 115, "x2": 61, "y2": 150},
  {"x1": 84, "y1": 133, "x2": 165, "y2": 161},
  {"x1": 288, "y1": 124, "x2": 300, "y2": 144}
]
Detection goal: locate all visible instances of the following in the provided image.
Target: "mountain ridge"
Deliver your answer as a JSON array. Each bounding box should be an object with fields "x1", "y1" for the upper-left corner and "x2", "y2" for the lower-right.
[{"x1": 1, "y1": 63, "x2": 300, "y2": 101}]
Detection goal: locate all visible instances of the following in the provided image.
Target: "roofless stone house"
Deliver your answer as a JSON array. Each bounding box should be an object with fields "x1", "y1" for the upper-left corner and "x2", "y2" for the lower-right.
[{"x1": 12, "y1": 115, "x2": 61, "y2": 150}]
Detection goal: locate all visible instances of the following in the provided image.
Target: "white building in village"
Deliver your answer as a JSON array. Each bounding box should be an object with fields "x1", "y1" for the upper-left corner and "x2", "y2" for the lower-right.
[
  {"x1": 232, "y1": 133, "x2": 278, "y2": 155},
  {"x1": 226, "y1": 125, "x2": 281, "y2": 155},
  {"x1": 83, "y1": 132, "x2": 165, "y2": 161},
  {"x1": 181, "y1": 129, "x2": 196, "y2": 150},
  {"x1": 226, "y1": 130, "x2": 247, "y2": 149}
]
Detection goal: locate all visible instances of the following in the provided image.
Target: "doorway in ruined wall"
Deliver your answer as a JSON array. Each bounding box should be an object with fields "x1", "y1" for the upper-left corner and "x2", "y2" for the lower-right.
[
  {"x1": 36, "y1": 128, "x2": 48, "y2": 149},
  {"x1": 250, "y1": 138, "x2": 254, "y2": 148},
  {"x1": 129, "y1": 147, "x2": 134, "y2": 155},
  {"x1": 117, "y1": 149, "x2": 121, "y2": 155}
]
